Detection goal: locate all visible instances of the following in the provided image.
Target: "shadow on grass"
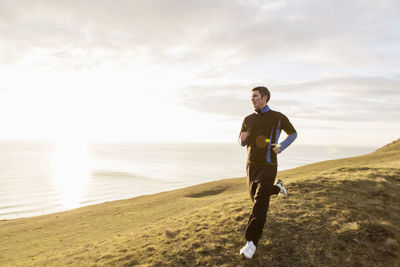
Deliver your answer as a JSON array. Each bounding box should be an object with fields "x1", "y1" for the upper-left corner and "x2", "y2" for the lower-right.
[{"x1": 186, "y1": 187, "x2": 227, "y2": 198}]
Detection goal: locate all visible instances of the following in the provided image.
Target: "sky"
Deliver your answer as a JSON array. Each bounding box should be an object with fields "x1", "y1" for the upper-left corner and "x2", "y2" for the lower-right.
[{"x1": 0, "y1": 0, "x2": 399, "y2": 146}]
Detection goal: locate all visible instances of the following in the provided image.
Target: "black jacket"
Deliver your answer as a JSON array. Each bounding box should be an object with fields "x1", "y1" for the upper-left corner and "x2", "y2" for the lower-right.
[{"x1": 241, "y1": 109, "x2": 296, "y2": 165}]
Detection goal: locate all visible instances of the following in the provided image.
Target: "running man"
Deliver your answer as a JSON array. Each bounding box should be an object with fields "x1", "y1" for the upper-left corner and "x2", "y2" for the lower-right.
[{"x1": 239, "y1": 86, "x2": 297, "y2": 259}]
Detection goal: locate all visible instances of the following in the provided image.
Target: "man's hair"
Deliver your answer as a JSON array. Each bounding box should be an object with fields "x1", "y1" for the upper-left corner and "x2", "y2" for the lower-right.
[{"x1": 252, "y1": 86, "x2": 270, "y2": 102}]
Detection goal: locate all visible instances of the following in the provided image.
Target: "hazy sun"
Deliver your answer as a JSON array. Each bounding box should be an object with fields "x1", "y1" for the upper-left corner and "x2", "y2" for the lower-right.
[{"x1": 51, "y1": 139, "x2": 92, "y2": 210}]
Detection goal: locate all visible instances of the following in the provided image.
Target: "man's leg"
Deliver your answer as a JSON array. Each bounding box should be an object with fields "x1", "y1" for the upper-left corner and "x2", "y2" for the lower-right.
[
  {"x1": 245, "y1": 165, "x2": 279, "y2": 246},
  {"x1": 245, "y1": 182, "x2": 278, "y2": 246}
]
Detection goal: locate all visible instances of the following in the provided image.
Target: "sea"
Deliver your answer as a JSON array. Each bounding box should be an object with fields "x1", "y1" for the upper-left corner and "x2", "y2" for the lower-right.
[{"x1": 0, "y1": 141, "x2": 376, "y2": 220}]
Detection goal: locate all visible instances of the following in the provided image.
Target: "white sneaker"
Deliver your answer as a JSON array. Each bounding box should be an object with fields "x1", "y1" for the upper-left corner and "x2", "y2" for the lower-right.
[
  {"x1": 275, "y1": 179, "x2": 288, "y2": 197},
  {"x1": 239, "y1": 241, "x2": 256, "y2": 259}
]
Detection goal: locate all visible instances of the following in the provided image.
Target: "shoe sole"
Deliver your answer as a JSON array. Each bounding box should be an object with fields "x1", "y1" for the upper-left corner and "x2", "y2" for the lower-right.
[
  {"x1": 240, "y1": 248, "x2": 255, "y2": 259},
  {"x1": 240, "y1": 252, "x2": 254, "y2": 259}
]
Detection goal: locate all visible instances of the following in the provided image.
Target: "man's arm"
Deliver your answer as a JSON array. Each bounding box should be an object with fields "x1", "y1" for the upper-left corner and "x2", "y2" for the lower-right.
[
  {"x1": 239, "y1": 119, "x2": 248, "y2": 146},
  {"x1": 278, "y1": 132, "x2": 297, "y2": 152},
  {"x1": 273, "y1": 114, "x2": 297, "y2": 153},
  {"x1": 240, "y1": 132, "x2": 249, "y2": 146}
]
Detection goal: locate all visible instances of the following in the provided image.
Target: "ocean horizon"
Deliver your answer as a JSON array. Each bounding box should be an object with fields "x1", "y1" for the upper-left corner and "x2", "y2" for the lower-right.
[{"x1": 0, "y1": 140, "x2": 377, "y2": 220}]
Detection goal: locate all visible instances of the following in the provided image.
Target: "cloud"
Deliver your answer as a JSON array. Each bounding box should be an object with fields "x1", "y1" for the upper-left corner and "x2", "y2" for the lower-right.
[
  {"x1": 1, "y1": 0, "x2": 399, "y2": 72},
  {"x1": 180, "y1": 84, "x2": 250, "y2": 116},
  {"x1": 180, "y1": 76, "x2": 400, "y2": 122},
  {"x1": 1, "y1": 0, "x2": 399, "y2": 145},
  {"x1": 276, "y1": 76, "x2": 400, "y2": 97}
]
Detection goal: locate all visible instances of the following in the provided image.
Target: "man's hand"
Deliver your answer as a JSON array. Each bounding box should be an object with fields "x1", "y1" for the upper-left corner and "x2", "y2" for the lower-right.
[
  {"x1": 272, "y1": 146, "x2": 281, "y2": 154},
  {"x1": 240, "y1": 131, "x2": 249, "y2": 143}
]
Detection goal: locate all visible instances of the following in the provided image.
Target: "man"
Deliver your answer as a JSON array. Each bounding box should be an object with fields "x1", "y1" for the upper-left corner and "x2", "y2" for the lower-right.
[{"x1": 239, "y1": 86, "x2": 297, "y2": 259}]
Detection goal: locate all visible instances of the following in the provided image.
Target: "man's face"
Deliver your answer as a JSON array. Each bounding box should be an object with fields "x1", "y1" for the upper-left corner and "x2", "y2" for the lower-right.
[{"x1": 251, "y1": 90, "x2": 268, "y2": 109}]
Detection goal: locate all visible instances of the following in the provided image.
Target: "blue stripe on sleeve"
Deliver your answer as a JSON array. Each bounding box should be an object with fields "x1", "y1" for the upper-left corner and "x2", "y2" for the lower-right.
[
  {"x1": 266, "y1": 131, "x2": 273, "y2": 163},
  {"x1": 279, "y1": 132, "x2": 297, "y2": 152},
  {"x1": 275, "y1": 120, "x2": 281, "y2": 142}
]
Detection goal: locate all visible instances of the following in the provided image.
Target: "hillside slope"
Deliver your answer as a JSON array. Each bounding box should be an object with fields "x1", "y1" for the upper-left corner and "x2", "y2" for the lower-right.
[{"x1": 1, "y1": 139, "x2": 399, "y2": 266}]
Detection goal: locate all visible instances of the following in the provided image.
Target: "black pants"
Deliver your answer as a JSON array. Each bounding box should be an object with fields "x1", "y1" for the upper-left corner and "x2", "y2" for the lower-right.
[{"x1": 245, "y1": 163, "x2": 280, "y2": 246}]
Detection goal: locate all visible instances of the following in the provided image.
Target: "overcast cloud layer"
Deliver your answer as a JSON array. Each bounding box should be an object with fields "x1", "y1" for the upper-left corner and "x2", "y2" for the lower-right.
[
  {"x1": 184, "y1": 76, "x2": 400, "y2": 122},
  {"x1": 0, "y1": 0, "x2": 399, "y2": 145}
]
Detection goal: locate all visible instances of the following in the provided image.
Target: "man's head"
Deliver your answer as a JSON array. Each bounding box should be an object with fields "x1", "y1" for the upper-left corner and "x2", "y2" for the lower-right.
[{"x1": 251, "y1": 86, "x2": 270, "y2": 109}]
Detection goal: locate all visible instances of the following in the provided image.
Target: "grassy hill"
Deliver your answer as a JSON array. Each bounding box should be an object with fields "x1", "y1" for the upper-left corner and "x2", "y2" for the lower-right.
[{"x1": 1, "y1": 139, "x2": 399, "y2": 266}]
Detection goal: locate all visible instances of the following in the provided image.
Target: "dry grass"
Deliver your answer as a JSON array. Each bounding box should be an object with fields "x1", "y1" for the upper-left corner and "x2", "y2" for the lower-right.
[{"x1": 1, "y1": 139, "x2": 399, "y2": 266}]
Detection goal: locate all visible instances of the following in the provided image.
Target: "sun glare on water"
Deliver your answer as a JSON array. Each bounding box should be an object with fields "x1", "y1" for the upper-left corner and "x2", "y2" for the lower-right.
[{"x1": 51, "y1": 139, "x2": 92, "y2": 210}]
